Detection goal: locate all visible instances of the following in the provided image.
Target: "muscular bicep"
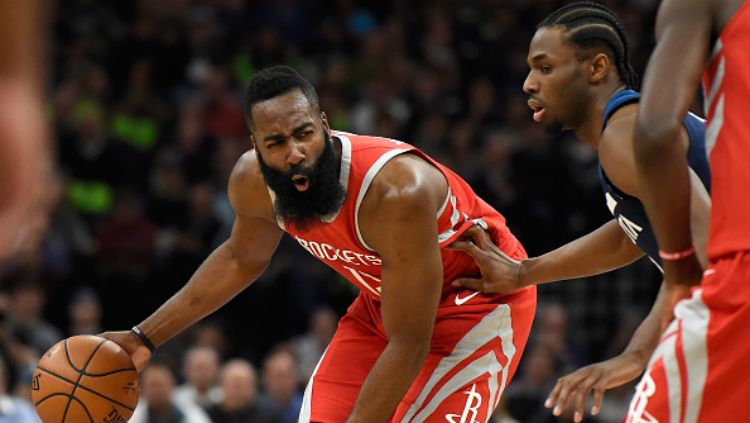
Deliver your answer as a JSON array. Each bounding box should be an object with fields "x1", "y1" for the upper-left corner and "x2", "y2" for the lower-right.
[
  {"x1": 226, "y1": 150, "x2": 284, "y2": 273},
  {"x1": 369, "y1": 193, "x2": 442, "y2": 343},
  {"x1": 600, "y1": 108, "x2": 640, "y2": 196},
  {"x1": 359, "y1": 162, "x2": 445, "y2": 343},
  {"x1": 602, "y1": 109, "x2": 692, "y2": 198},
  {"x1": 226, "y1": 212, "x2": 283, "y2": 273}
]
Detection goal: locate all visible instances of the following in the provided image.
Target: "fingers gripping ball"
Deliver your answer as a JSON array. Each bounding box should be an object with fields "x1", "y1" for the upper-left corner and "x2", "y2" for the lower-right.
[{"x1": 31, "y1": 335, "x2": 139, "y2": 423}]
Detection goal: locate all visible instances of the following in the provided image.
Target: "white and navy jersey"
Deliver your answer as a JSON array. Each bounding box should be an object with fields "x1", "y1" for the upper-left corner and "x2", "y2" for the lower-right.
[{"x1": 598, "y1": 89, "x2": 711, "y2": 267}]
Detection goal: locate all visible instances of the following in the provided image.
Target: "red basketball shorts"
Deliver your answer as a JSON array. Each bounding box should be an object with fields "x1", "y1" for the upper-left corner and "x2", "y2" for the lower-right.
[
  {"x1": 297, "y1": 285, "x2": 536, "y2": 423},
  {"x1": 625, "y1": 250, "x2": 750, "y2": 423}
]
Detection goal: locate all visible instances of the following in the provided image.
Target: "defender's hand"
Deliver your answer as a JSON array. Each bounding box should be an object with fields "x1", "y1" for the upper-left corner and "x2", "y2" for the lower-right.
[
  {"x1": 545, "y1": 353, "x2": 646, "y2": 422},
  {"x1": 98, "y1": 330, "x2": 153, "y2": 373},
  {"x1": 447, "y1": 225, "x2": 524, "y2": 295}
]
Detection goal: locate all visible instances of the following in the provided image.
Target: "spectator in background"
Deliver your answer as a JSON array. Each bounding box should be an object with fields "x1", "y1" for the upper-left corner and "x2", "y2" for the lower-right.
[
  {"x1": 7, "y1": 281, "x2": 61, "y2": 354},
  {"x1": 130, "y1": 363, "x2": 211, "y2": 423},
  {"x1": 67, "y1": 287, "x2": 102, "y2": 336},
  {"x1": 173, "y1": 345, "x2": 223, "y2": 410},
  {"x1": 173, "y1": 99, "x2": 215, "y2": 186},
  {"x1": 0, "y1": 359, "x2": 39, "y2": 423},
  {"x1": 0, "y1": 294, "x2": 37, "y2": 403},
  {"x1": 533, "y1": 304, "x2": 586, "y2": 373},
  {"x1": 146, "y1": 159, "x2": 189, "y2": 231},
  {"x1": 207, "y1": 359, "x2": 278, "y2": 423},
  {"x1": 192, "y1": 320, "x2": 230, "y2": 358},
  {"x1": 259, "y1": 349, "x2": 303, "y2": 423},
  {"x1": 180, "y1": 184, "x2": 222, "y2": 260},
  {"x1": 57, "y1": 102, "x2": 138, "y2": 226},
  {"x1": 504, "y1": 344, "x2": 558, "y2": 423},
  {"x1": 203, "y1": 68, "x2": 245, "y2": 141},
  {"x1": 97, "y1": 191, "x2": 157, "y2": 277},
  {"x1": 491, "y1": 398, "x2": 521, "y2": 423},
  {"x1": 291, "y1": 307, "x2": 337, "y2": 382}
]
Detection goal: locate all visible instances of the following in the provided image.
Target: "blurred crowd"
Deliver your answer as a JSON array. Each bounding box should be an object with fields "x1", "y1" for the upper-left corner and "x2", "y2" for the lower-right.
[{"x1": 0, "y1": 0, "x2": 665, "y2": 421}]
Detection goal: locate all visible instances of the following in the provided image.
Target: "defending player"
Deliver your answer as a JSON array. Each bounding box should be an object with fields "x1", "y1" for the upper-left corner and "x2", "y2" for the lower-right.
[
  {"x1": 628, "y1": 0, "x2": 750, "y2": 420},
  {"x1": 101, "y1": 66, "x2": 537, "y2": 423},
  {"x1": 449, "y1": 3, "x2": 711, "y2": 421}
]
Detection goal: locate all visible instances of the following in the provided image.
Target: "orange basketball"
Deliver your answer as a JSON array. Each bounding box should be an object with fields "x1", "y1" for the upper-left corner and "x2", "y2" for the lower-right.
[{"x1": 31, "y1": 335, "x2": 140, "y2": 423}]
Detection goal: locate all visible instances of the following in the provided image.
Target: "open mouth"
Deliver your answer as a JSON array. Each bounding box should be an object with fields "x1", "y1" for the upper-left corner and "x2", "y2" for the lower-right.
[
  {"x1": 527, "y1": 99, "x2": 546, "y2": 122},
  {"x1": 291, "y1": 175, "x2": 310, "y2": 192}
]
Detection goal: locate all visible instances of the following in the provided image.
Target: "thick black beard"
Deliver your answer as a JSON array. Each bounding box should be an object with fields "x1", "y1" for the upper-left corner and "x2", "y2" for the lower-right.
[{"x1": 257, "y1": 133, "x2": 346, "y2": 231}]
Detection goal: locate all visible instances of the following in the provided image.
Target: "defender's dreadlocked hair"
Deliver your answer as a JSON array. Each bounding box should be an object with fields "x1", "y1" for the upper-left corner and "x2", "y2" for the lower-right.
[{"x1": 539, "y1": 1, "x2": 639, "y2": 89}]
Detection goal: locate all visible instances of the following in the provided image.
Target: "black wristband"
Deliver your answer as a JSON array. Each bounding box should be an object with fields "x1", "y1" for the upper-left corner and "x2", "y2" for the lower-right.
[{"x1": 131, "y1": 326, "x2": 156, "y2": 353}]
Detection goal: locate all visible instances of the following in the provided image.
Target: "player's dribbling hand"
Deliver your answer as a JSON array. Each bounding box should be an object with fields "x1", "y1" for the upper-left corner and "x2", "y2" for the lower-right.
[
  {"x1": 545, "y1": 353, "x2": 646, "y2": 422},
  {"x1": 98, "y1": 331, "x2": 152, "y2": 373},
  {"x1": 447, "y1": 224, "x2": 524, "y2": 295}
]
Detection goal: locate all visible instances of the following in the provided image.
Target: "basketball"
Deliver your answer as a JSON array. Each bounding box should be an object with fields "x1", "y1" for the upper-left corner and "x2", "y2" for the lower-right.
[{"x1": 31, "y1": 335, "x2": 140, "y2": 423}]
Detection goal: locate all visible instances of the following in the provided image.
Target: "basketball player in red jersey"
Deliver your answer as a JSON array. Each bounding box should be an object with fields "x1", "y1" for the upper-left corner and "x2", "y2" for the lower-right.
[
  {"x1": 102, "y1": 66, "x2": 537, "y2": 422},
  {"x1": 627, "y1": 0, "x2": 750, "y2": 421},
  {"x1": 0, "y1": 0, "x2": 53, "y2": 260}
]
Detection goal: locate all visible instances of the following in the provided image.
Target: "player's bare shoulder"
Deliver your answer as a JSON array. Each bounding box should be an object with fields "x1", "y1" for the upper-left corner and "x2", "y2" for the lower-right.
[
  {"x1": 362, "y1": 153, "x2": 448, "y2": 217},
  {"x1": 228, "y1": 150, "x2": 276, "y2": 221},
  {"x1": 599, "y1": 104, "x2": 640, "y2": 196},
  {"x1": 600, "y1": 103, "x2": 638, "y2": 163}
]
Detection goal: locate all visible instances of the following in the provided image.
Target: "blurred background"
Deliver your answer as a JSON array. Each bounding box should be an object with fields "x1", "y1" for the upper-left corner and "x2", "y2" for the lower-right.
[{"x1": 0, "y1": 0, "x2": 665, "y2": 421}]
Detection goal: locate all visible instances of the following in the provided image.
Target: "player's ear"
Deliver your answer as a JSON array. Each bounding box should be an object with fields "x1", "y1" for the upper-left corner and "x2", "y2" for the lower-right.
[
  {"x1": 321, "y1": 111, "x2": 331, "y2": 132},
  {"x1": 589, "y1": 52, "x2": 610, "y2": 83},
  {"x1": 249, "y1": 133, "x2": 256, "y2": 149}
]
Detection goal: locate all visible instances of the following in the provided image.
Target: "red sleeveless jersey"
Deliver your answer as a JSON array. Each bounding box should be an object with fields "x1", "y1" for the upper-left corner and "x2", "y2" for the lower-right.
[
  {"x1": 702, "y1": 1, "x2": 750, "y2": 259},
  {"x1": 271, "y1": 131, "x2": 525, "y2": 299}
]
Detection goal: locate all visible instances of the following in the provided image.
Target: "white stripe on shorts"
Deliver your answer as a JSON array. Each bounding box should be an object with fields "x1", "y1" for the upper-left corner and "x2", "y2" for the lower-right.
[
  {"x1": 627, "y1": 289, "x2": 710, "y2": 423},
  {"x1": 298, "y1": 347, "x2": 329, "y2": 423},
  {"x1": 411, "y1": 351, "x2": 502, "y2": 422},
  {"x1": 676, "y1": 288, "x2": 709, "y2": 423},
  {"x1": 627, "y1": 324, "x2": 680, "y2": 423},
  {"x1": 399, "y1": 304, "x2": 515, "y2": 422}
]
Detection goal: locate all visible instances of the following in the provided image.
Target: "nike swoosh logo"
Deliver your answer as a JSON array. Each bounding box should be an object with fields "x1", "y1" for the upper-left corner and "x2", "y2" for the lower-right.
[{"x1": 455, "y1": 291, "x2": 480, "y2": 306}]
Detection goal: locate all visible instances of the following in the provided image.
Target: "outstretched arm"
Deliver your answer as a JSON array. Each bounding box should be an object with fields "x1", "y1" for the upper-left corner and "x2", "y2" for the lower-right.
[
  {"x1": 346, "y1": 155, "x2": 445, "y2": 423},
  {"x1": 450, "y1": 219, "x2": 643, "y2": 294},
  {"x1": 543, "y1": 171, "x2": 709, "y2": 421},
  {"x1": 544, "y1": 282, "x2": 667, "y2": 422}
]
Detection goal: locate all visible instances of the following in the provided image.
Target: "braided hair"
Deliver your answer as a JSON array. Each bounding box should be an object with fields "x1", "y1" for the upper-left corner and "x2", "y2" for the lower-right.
[{"x1": 539, "y1": 1, "x2": 639, "y2": 89}]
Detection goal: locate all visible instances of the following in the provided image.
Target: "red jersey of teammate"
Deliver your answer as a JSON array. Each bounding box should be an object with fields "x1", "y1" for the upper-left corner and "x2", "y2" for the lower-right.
[
  {"x1": 702, "y1": 1, "x2": 750, "y2": 259},
  {"x1": 626, "y1": 5, "x2": 750, "y2": 422},
  {"x1": 274, "y1": 131, "x2": 525, "y2": 296}
]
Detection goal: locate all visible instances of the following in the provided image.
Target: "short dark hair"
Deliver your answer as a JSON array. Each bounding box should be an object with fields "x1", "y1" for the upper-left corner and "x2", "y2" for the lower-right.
[
  {"x1": 539, "y1": 1, "x2": 639, "y2": 90},
  {"x1": 244, "y1": 65, "x2": 320, "y2": 126}
]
